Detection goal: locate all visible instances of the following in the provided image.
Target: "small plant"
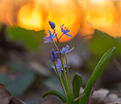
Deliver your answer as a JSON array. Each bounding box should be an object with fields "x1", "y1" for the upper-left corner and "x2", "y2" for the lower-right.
[{"x1": 42, "y1": 21, "x2": 116, "y2": 104}]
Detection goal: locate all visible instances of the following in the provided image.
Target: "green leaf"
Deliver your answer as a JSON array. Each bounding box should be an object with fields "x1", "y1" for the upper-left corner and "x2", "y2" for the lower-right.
[
  {"x1": 79, "y1": 47, "x2": 116, "y2": 104},
  {"x1": 72, "y1": 73, "x2": 82, "y2": 98},
  {"x1": 60, "y1": 73, "x2": 68, "y2": 92},
  {"x1": 6, "y1": 27, "x2": 45, "y2": 51},
  {"x1": 61, "y1": 73, "x2": 75, "y2": 104},
  {"x1": 66, "y1": 90, "x2": 75, "y2": 104},
  {"x1": 0, "y1": 63, "x2": 35, "y2": 96},
  {"x1": 42, "y1": 90, "x2": 66, "y2": 103},
  {"x1": 89, "y1": 30, "x2": 121, "y2": 56}
]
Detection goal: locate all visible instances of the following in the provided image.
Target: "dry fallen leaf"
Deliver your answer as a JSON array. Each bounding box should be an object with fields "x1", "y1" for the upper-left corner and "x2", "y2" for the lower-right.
[
  {"x1": 0, "y1": 84, "x2": 12, "y2": 104},
  {"x1": 0, "y1": 84, "x2": 26, "y2": 104}
]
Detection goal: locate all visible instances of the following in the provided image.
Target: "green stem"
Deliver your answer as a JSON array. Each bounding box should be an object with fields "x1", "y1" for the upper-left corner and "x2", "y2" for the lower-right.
[
  {"x1": 57, "y1": 35, "x2": 70, "y2": 90},
  {"x1": 54, "y1": 62, "x2": 66, "y2": 95},
  {"x1": 59, "y1": 34, "x2": 64, "y2": 40},
  {"x1": 59, "y1": 54, "x2": 72, "y2": 98},
  {"x1": 54, "y1": 34, "x2": 74, "y2": 104},
  {"x1": 65, "y1": 54, "x2": 70, "y2": 85},
  {"x1": 55, "y1": 35, "x2": 68, "y2": 85},
  {"x1": 52, "y1": 35, "x2": 66, "y2": 95},
  {"x1": 60, "y1": 55, "x2": 68, "y2": 82},
  {"x1": 53, "y1": 40, "x2": 59, "y2": 51}
]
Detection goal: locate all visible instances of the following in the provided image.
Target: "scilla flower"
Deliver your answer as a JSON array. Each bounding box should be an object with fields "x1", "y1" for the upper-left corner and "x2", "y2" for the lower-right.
[
  {"x1": 51, "y1": 49, "x2": 57, "y2": 62},
  {"x1": 44, "y1": 30, "x2": 57, "y2": 43},
  {"x1": 60, "y1": 24, "x2": 72, "y2": 37},
  {"x1": 51, "y1": 59, "x2": 66, "y2": 71},
  {"x1": 56, "y1": 45, "x2": 73, "y2": 54},
  {"x1": 49, "y1": 21, "x2": 55, "y2": 30}
]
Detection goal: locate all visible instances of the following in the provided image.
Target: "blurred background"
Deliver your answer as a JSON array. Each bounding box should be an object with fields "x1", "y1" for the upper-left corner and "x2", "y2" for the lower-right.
[{"x1": 0, "y1": 0, "x2": 121, "y2": 104}]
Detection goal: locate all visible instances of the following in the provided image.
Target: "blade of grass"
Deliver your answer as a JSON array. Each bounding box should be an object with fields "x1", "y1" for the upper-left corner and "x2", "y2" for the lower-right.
[
  {"x1": 61, "y1": 73, "x2": 75, "y2": 104},
  {"x1": 79, "y1": 47, "x2": 116, "y2": 104},
  {"x1": 72, "y1": 73, "x2": 82, "y2": 98},
  {"x1": 42, "y1": 90, "x2": 66, "y2": 103}
]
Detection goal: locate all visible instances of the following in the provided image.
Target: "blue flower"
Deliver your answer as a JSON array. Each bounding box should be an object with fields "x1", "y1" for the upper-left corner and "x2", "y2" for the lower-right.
[
  {"x1": 49, "y1": 21, "x2": 55, "y2": 30},
  {"x1": 56, "y1": 45, "x2": 73, "y2": 54},
  {"x1": 60, "y1": 24, "x2": 72, "y2": 37},
  {"x1": 44, "y1": 30, "x2": 57, "y2": 43},
  {"x1": 51, "y1": 49, "x2": 57, "y2": 61},
  {"x1": 51, "y1": 59, "x2": 66, "y2": 71}
]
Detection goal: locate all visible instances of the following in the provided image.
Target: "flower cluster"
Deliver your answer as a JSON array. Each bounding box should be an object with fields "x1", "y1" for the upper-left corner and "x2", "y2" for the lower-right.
[
  {"x1": 44, "y1": 21, "x2": 73, "y2": 72},
  {"x1": 60, "y1": 24, "x2": 72, "y2": 37},
  {"x1": 43, "y1": 21, "x2": 116, "y2": 104},
  {"x1": 43, "y1": 30, "x2": 57, "y2": 43},
  {"x1": 51, "y1": 59, "x2": 67, "y2": 71},
  {"x1": 56, "y1": 45, "x2": 73, "y2": 54},
  {"x1": 43, "y1": 21, "x2": 74, "y2": 102}
]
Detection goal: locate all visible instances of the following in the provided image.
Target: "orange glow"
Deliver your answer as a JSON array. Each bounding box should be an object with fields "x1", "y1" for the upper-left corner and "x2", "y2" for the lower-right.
[
  {"x1": 87, "y1": 0, "x2": 115, "y2": 27},
  {"x1": 12, "y1": 0, "x2": 121, "y2": 41},
  {"x1": 78, "y1": 0, "x2": 94, "y2": 39},
  {"x1": 86, "y1": 0, "x2": 118, "y2": 37},
  {"x1": 17, "y1": 2, "x2": 45, "y2": 31},
  {"x1": 45, "y1": 0, "x2": 81, "y2": 42}
]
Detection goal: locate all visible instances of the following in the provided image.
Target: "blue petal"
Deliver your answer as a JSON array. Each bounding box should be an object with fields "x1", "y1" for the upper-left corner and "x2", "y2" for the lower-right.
[
  {"x1": 49, "y1": 21, "x2": 55, "y2": 29},
  {"x1": 57, "y1": 67, "x2": 61, "y2": 71},
  {"x1": 51, "y1": 65, "x2": 55, "y2": 69},
  {"x1": 44, "y1": 40, "x2": 50, "y2": 43},
  {"x1": 68, "y1": 48, "x2": 74, "y2": 52},
  {"x1": 61, "y1": 28, "x2": 64, "y2": 32},
  {"x1": 49, "y1": 30, "x2": 52, "y2": 36},
  {"x1": 43, "y1": 37, "x2": 50, "y2": 39},
  {"x1": 44, "y1": 39, "x2": 53, "y2": 43},
  {"x1": 66, "y1": 30, "x2": 70, "y2": 33},
  {"x1": 50, "y1": 39, "x2": 53, "y2": 42},
  {"x1": 62, "y1": 47, "x2": 65, "y2": 51},
  {"x1": 65, "y1": 33, "x2": 72, "y2": 37},
  {"x1": 52, "y1": 33, "x2": 57, "y2": 39},
  {"x1": 64, "y1": 64, "x2": 67, "y2": 68},
  {"x1": 57, "y1": 59, "x2": 62, "y2": 66},
  {"x1": 65, "y1": 45, "x2": 69, "y2": 50},
  {"x1": 51, "y1": 49, "x2": 57, "y2": 61},
  {"x1": 56, "y1": 51, "x2": 61, "y2": 53}
]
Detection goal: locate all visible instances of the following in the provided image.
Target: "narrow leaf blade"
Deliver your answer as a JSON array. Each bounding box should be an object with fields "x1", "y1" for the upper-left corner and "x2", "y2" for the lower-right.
[
  {"x1": 79, "y1": 47, "x2": 116, "y2": 104},
  {"x1": 42, "y1": 90, "x2": 66, "y2": 102},
  {"x1": 61, "y1": 73, "x2": 74, "y2": 104},
  {"x1": 72, "y1": 73, "x2": 82, "y2": 98}
]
